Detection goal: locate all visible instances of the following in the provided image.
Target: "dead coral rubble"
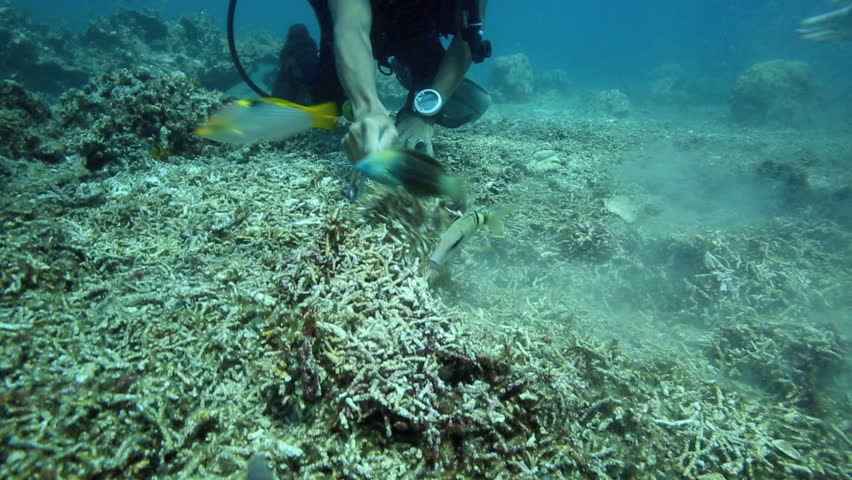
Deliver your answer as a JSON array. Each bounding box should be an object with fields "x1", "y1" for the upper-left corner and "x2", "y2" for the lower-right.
[
  {"x1": 261, "y1": 192, "x2": 849, "y2": 479},
  {"x1": 707, "y1": 320, "x2": 846, "y2": 414},
  {"x1": 0, "y1": 69, "x2": 225, "y2": 170},
  {"x1": 269, "y1": 196, "x2": 556, "y2": 476},
  {"x1": 610, "y1": 221, "x2": 847, "y2": 328},
  {"x1": 0, "y1": 148, "x2": 335, "y2": 479},
  {"x1": 55, "y1": 68, "x2": 225, "y2": 170}
]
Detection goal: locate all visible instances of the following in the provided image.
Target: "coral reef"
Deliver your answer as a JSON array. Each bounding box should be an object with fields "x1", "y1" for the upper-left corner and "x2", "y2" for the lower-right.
[
  {"x1": 489, "y1": 53, "x2": 534, "y2": 103},
  {"x1": 0, "y1": 81, "x2": 63, "y2": 162},
  {"x1": 0, "y1": 6, "x2": 89, "y2": 94},
  {"x1": 707, "y1": 320, "x2": 846, "y2": 413},
  {"x1": 730, "y1": 59, "x2": 821, "y2": 125},
  {"x1": 56, "y1": 68, "x2": 225, "y2": 169},
  {"x1": 536, "y1": 69, "x2": 572, "y2": 95},
  {"x1": 162, "y1": 12, "x2": 280, "y2": 92},
  {"x1": 1, "y1": 101, "x2": 849, "y2": 480},
  {"x1": 0, "y1": 6, "x2": 279, "y2": 96},
  {"x1": 648, "y1": 64, "x2": 692, "y2": 105},
  {"x1": 0, "y1": 66, "x2": 225, "y2": 170},
  {"x1": 595, "y1": 89, "x2": 632, "y2": 117}
]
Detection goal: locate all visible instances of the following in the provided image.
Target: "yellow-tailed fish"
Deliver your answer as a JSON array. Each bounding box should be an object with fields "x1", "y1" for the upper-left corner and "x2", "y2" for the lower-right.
[
  {"x1": 427, "y1": 206, "x2": 515, "y2": 279},
  {"x1": 355, "y1": 148, "x2": 466, "y2": 205},
  {"x1": 194, "y1": 98, "x2": 338, "y2": 144}
]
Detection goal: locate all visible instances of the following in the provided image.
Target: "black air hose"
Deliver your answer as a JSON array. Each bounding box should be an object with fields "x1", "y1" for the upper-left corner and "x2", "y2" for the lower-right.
[{"x1": 227, "y1": 0, "x2": 271, "y2": 97}]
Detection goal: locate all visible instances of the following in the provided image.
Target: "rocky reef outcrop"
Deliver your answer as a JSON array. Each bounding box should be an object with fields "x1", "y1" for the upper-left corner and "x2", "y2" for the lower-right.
[
  {"x1": 0, "y1": 68, "x2": 224, "y2": 170},
  {"x1": 729, "y1": 59, "x2": 821, "y2": 125},
  {"x1": 57, "y1": 68, "x2": 225, "y2": 170},
  {"x1": 596, "y1": 89, "x2": 632, "y2": 117},
  {"x1": 0, "y1": 6, "x2": 89, "y2": 94},
  {"x1": 489, "y1": 53, "x2": 534, "y2": 103},
  {"x1": 0, "y1": 6, "x2": 279, "y2": 97},
  {"x1": 535, "y1": 68, "x2": 572, "y2": 95},
  {"x1": 648, "y1": 64, "x2": 693, "y2": 105},
  {"x1": 0, "y1": 81, "x2": 64, "y2": 163}
]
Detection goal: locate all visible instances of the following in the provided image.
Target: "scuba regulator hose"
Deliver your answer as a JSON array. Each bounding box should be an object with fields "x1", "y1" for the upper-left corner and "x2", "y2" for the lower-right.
[{"x1": 227, "y1": 0, "x2": 272, "y2": 97}]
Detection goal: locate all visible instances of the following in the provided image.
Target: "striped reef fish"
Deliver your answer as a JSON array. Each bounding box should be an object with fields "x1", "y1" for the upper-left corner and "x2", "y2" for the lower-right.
[
  {"x1": 194, "y1": 97, "x2": 338, "y2": 144},
  {"x1": 427, "y1": 206, "x2": 514, "y2": 279},
  {"x1": 355, "y1": 148, "x2": 467, "y2": 205}
]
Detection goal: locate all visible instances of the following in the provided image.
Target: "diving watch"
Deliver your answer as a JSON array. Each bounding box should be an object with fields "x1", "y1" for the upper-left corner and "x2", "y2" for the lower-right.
[{"x1": 413, "y1": 89, "x2": 443, "y2": 117}]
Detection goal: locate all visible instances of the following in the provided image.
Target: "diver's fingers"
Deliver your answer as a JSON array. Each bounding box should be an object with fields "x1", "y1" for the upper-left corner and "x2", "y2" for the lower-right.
[
  {"x1": 376, "y1": 125, "x2": 398, "y2": 151},
  {"x1": 800, "y1": 13, "x2": 837, "y2": 27},
  {"x1": 405, "y1": 137, "x2": 433, "y2": 156},
  {"x1": 366, "y1": 126, "x2": 380, "y2": 154},
  {"x1": 401, "y1": 135, "x2": 426, "y2": 153},
  {"x1": 413, "y1": 139, "x2": 434, "y2": 156},
  {"x1": 799, "y1": 28, "x2": 839, "y2": 41},
  {"x1": 797, "y1": 26, "x2": 824, "y2": 36},
  {"x1": 801, "y1": 6, "x2": 851, "y2": 26},
  {"x1": 342, "y1": 124, "x2": 366, "y2": 163},
  {"x1": 342, "y1": 134, "x2": 358, "y2": 163},
  {"x1": 343, "y1": 120, "x2": 375, "y2": 162}
]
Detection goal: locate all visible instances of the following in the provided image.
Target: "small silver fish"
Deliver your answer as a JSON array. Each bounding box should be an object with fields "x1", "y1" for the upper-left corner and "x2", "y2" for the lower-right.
[{"x1": 427, "y1": 206, "x2": 514, "y2": 279}]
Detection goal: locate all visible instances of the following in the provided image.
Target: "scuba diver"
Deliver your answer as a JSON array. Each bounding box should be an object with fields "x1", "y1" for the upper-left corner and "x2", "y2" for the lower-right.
[{"x1": 271, "y1": 0, "x2": 493, "y2": 162}]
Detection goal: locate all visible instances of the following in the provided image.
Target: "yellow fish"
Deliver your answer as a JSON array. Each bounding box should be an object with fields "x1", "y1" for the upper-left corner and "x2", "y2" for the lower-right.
[{"x1": 194, "y1": 98, "x2": 338, "y2": 144}]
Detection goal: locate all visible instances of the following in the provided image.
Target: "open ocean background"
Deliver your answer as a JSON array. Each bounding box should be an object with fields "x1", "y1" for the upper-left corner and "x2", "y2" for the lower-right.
[{"x1": 16, "y1": 0, "x2": 852, "y2": 92}]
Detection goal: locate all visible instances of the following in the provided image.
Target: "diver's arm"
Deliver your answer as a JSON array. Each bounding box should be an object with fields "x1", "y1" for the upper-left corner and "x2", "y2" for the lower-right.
[
  {"x1": 328, "y1": 0, "x2": 385, "y2": 119},
  {"x1": 395, "y1": 1, "x2": 488, "y2": 154},
  {"x1": 430, "y1": 36, "x2": 472, "y2": 100},
  {"x1": 798, "y1": 2, "x2": 852, "y2": 42},
  {"x1": 430, "y1": 0, "x2": 488, "y2": 99},
  {"x1": 329, "y1": 0, "x2": 396, "y2": 163}
]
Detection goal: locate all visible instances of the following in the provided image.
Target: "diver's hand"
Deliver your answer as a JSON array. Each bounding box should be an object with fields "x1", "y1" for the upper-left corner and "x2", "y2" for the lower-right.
[
  {"x1": 343, "y1": 111, "x2": 398, "y2": 163},
  {"x1": 396, "y1": 110, "x2": 435, "y2": 155},
  {"x1": 799, "y1": 3, "x2": 852, "y2": 42}
]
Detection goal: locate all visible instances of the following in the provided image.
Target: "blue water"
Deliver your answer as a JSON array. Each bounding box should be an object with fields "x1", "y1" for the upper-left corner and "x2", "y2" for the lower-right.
[{"x1": 16, "y1": 0, "x2": 852, "y2": 92}]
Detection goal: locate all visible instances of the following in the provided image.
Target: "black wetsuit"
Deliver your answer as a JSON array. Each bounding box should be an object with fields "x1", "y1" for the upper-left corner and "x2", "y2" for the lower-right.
[{"x1": 303, "y1": 0, "x2": 457, "y2": 105}]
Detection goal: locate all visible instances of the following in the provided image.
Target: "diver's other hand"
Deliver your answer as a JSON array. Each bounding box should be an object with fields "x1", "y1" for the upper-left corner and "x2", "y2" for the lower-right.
[
  {"x1": 343, "y1": 111, "x2": 398, "y2": 164},
  {"x1": 799, "y1": 3, "x2": 852, "y2": 42},
  {"x1": 396, "y1": 110, "x2": 435, "y2": 156}
]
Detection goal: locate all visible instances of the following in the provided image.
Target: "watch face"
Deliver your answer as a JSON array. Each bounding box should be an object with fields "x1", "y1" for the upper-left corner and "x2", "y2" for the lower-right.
[{"x1": 415, "y1": 89, "x2": 442, "y2": 116}]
